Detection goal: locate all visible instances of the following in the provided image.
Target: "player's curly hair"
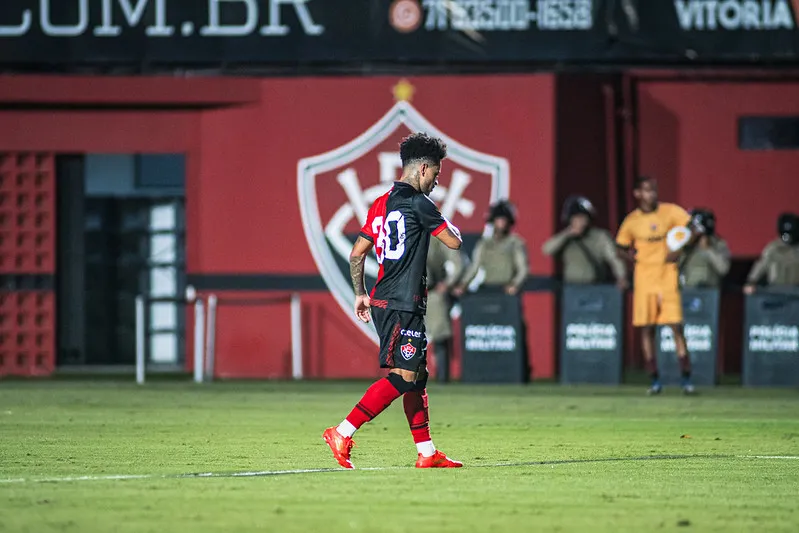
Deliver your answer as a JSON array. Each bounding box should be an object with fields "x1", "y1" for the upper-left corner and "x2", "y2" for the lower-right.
[{"x1": 399, "y1": 132, "x2": 448, "y2": 168}]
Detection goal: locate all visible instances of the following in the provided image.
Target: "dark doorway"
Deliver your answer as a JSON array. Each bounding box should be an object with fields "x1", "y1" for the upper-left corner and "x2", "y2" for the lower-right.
[{"x1": 56, "y1": 154, "x2": 186, "y2": 369}]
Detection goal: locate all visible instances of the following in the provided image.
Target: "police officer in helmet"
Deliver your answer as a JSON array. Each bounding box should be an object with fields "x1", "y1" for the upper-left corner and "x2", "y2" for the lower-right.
[
  {"x1": 678, "y1": 208, "x2": 731, "y2": 288},
  {"x1": 542, "y1": 195, "x2": 626, "y2": 287},
  {"x1": 745, "y1": 212, "x2": 799, "y2": 294},
  {"x1": 454, "y1": 200, "x2": 528, "y2": 296}
]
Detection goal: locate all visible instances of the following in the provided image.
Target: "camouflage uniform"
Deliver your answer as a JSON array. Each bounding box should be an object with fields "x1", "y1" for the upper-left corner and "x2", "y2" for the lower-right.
[
  {"x1": 460, "y1": 234, "x2": 529, "y2": 291},
  {"x1": 541, "y1": 226, "x2": 625, "y2": 284},
  {"x1": 426, "y1": 238, "x2": 464, "y2": 382},
  {"x1": 679, "y1": 236, "x2": 731, "y2": 288},
  {"x1": 747, "y1": 239, "x2": 799, "y2": 290}
]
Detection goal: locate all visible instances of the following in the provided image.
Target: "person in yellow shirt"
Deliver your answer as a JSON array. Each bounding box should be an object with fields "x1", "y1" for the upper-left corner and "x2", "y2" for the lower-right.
[{"x1": 616, "y1": 176, "x2": 701, "y2": 395}]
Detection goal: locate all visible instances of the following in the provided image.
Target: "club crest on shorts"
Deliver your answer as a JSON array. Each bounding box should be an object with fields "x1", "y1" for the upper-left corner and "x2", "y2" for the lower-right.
[
  {"x1": 400, "y1": 341, "x2": 417, "y2": 360},
  {"x1": 297, "y1": 80, "x2": 510, "y2": 344}
]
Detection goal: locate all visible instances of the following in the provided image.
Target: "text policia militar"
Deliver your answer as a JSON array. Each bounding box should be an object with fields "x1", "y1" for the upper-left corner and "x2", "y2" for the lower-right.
[
  {"x1": 464, "y1": 324, "x2": 518, "y2": 352},
  {"x1": 565, "y1": 323, "x2": 617, "y2": 351}
]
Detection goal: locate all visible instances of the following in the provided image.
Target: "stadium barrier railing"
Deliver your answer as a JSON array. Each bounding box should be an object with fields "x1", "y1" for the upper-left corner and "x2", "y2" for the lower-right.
[{"x1": 135, "y1": 290, "x2": 302, "y2": 384}]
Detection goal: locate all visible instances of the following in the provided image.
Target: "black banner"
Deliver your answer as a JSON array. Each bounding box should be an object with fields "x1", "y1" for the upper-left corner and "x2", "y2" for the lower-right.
[
  {"x1": 655, "y1": 288, "x2": 720, "y2": 386},
  {"x1": 0, "y1": 0, "x2": 609, "y2": 65},
  {"x1": 631, "y1": 0, "x2": 799, "y2": 62},
  {"x1": 459, "y1": 291, "x2": 527, "y2": 383},
  {"x1": 2, "y1": 2, "x2": 799, "y2": 70},
  {"x1": 559, "y1": 284, "x2": 623, "y2": 385},
  {"x1": 743, "y1": 289, "x2": 799, "y2": 387}
]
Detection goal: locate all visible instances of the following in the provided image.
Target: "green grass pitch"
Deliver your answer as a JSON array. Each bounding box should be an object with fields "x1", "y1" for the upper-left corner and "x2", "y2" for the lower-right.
[{"x1": 1, "y1": 380, "x2": 798, "y2": 532}]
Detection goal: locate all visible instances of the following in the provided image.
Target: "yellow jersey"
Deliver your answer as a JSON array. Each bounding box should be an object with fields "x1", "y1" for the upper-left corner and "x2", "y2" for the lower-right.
[{"x1": 616, "y1": 202, "x2": 691, "y2": 293}]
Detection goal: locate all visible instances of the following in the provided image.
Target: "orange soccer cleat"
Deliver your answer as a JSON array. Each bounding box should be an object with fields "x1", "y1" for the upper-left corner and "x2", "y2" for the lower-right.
[
  {"x1": 322, "y1": 427, "x2": 355, "y2": 469},
  {"x1": 415, "y1": 450, "x2": 463, "y2": 468}
]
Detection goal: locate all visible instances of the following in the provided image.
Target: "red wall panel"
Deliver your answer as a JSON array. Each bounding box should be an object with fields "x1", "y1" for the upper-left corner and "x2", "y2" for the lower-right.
[
  {"x1": 0, "y1": 111, "x2": 197, "y2": 154},
  {"x1": 0, "y1": 75, "x2": 260, "y2": 106},
  {"x1": 0, "y1": 152, "x2": 56, "y2": 376},
  {"x1": 637, "y1": 81, "x2": 799, "y2": 256}
]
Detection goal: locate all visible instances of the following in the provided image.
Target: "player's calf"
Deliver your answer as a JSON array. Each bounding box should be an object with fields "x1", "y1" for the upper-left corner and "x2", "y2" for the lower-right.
[
  {"x1": 403, "y1": 374, "x2": 435, "y2": 458},
  {"x1": 323, "y1": 374, "x2": 412, "y2": 469},
  {"x1": 402, "y1": 373, "x2": 463, "y2": 467}
]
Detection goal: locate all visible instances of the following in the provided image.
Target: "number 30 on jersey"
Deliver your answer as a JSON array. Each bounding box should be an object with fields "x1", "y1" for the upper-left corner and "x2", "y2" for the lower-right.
[{"x1": 372, "y1": 211, "x2": 406, "y2": 264}]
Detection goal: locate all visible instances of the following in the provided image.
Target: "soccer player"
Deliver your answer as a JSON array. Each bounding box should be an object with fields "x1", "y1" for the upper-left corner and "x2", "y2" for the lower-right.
[
  {"x1": 616, "y1": 176, "x2": 700, "y2": 395},
  {"x1": 323, "y1": 133, "x2": 464, "y2": 469}
]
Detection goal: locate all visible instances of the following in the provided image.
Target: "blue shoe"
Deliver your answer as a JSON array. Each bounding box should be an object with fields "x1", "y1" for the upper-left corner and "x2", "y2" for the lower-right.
[
  {"x1": 680, "y1": 377, "x2": 697, "y2": 395},
  {"x1": 647, "y1": 382, "x2": 663, "y2": 396}
]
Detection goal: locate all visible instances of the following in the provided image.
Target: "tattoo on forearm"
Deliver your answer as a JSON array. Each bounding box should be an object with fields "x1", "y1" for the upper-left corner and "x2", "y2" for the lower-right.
[{"x1": 350, "y1": 255, "x2": 366, "y2": 296}]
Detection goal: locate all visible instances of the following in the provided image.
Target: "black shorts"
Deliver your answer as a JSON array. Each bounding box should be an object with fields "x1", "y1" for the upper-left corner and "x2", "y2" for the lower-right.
[{"x1": 371, "y1": 307, "x2": 427, "y2": 371}]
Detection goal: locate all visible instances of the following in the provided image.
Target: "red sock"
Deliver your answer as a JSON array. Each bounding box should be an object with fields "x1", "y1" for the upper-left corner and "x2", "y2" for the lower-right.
[
  {"x1": 403, "y1": 389, "x2": 431, "y2": 443},
  {"x1": 644, "y1": 357, "x2": 658, "y2": 375},
  {"x1": 345, "y1": 378, "x2": 402, "y2": 429}
]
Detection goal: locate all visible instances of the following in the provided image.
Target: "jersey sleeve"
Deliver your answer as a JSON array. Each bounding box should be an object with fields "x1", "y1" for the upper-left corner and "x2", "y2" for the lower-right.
[
  {"x1": 414, "y1": 195, "x2": 450, "y2": 236},
  {"x1": 670, "y1": 204, "x2": 692, "y2": 228},
  {"x1": 616, "y1": 216, "x2": 634, "y2": 248},
  {"x1": 358, "y1": 203, "x2": 379, "y2": 243}
]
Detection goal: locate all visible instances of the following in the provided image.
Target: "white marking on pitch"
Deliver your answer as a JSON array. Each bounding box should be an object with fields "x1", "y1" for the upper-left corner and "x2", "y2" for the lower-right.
[
  {"x1": 0, "y1": 467, "x2": 398, "y2": 484},
  {"x1": 1, "y1": 455, "x2": 797, "y2": 485},
  {"x1": 742, "y1": 455, "x2": 799, "y2": 460}
]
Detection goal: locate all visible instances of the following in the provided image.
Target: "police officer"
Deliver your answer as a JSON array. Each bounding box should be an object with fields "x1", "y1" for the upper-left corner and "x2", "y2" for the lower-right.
[
  {"x1": 425, "y1": 237, "x2": 464, "y2": 383},
  {"x1": 542, "y1": 195, "x2": 626, "y2": 287},
  {"x1": 744, "y1": 212, "x2": 799, "y2": 294},
  {"x1": 679, "y1": 208, "x2": 731, "y2": 288},
  {"x1": 453, "y1": 200, "x2": 529, "y2": 296}
]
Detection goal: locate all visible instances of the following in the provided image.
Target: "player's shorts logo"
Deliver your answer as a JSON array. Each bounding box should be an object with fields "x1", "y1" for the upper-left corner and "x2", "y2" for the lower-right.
[
  {"x1": 389, "y1": 0, "x2": 422, "y2": 33},
  {"x1": 297, "y1": 81, "x2": 510, "y2": 344},
  {"x1": 400, "y1": 341, "x2": 417, "y2": 360}
]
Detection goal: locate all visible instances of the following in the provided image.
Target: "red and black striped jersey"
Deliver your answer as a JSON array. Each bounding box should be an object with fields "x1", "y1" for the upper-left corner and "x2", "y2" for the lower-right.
[{"x1": 358, "y1": 181, "x2": 452, "y2": 314}]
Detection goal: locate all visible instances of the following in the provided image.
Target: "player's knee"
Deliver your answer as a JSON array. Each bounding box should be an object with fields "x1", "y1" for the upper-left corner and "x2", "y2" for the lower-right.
[
  {"x1": 387, "y1": 372, "x2": 416, "y2": 394},
  {"x1": 640, "y1": 326, "x2": 656, "y2": 341}
]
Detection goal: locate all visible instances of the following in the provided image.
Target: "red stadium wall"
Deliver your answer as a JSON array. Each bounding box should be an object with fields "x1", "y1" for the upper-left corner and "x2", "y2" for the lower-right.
[
  {"x1": 0, "y1": 74, "x2": 558, "y2": 380},
  {"x1": 636, "y1": 81, "x2": 799, "y2": 256}
]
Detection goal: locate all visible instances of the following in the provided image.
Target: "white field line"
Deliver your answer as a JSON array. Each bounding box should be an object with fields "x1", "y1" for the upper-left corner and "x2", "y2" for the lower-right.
[{"x1": 1, "y1": 454, "x2": 797, "y2": 485}]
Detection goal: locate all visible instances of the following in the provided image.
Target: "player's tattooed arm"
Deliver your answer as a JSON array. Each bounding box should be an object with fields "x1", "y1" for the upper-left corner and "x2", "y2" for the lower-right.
[
  {"x1": 349, "y1": 255, "x2": 367, "y2": 296},
  {"x1": 349, "y1": 236, "x2": 373, "y2": 296}
]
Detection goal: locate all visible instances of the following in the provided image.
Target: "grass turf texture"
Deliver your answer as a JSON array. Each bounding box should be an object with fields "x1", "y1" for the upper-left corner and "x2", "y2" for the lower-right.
[{"x1": 1, "y1": 381, "x2": 797, "y2": 532}]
